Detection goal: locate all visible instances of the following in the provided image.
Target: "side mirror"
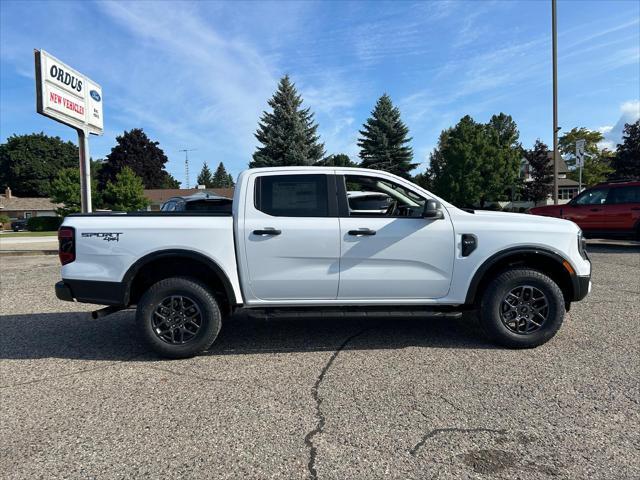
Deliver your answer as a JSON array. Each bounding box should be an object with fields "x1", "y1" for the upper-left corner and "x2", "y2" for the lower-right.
[{"x1": 423, "y1": 200, "x2": 444, "y2": 219}]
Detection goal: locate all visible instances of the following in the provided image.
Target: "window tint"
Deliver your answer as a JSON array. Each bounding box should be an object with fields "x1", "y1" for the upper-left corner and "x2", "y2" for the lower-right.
[
  {"x1": 344, "y1": 175, "x2": 425, "y2": 217},
  {"x1": 255, "y1": 174, "x2": 328, "y2": 217},
  {"x1": 161, "y1": 200, "x2": 176, "y2": 211},
  {"x1": 185, "y1": 199, "x2": 232, "y2": 213},
  {"x1": 608, "y1": 186, "x2": 640, "y2": 204},
  {"x1": 574, "y1": 187, "x2": 609, "y2": 205}
]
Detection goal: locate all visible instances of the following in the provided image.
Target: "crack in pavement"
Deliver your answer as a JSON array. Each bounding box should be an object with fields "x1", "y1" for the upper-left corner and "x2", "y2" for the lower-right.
[
  {"x1": 303, "y1": 329, "x2": 369, "y2": 480},
  {"x1": 410, "y1": 428, "x2": 507, "y2": 456}
]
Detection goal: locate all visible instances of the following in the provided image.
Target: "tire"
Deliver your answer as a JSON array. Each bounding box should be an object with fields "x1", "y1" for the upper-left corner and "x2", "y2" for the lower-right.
[
  {"x1": 136, "y1": 277, "x2": 222, "y2": 358},
  {"x1": 479, "y1": 268, "x2": 565, "y2": 349}
]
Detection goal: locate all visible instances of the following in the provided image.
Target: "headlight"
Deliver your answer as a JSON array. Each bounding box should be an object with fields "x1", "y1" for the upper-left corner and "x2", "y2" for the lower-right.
[{"x1": 577, "y1": 230, "x2": 588, "y2": 260}]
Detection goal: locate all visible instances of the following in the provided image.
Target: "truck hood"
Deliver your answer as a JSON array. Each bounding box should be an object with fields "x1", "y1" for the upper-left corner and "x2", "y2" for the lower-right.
[{"x1": 468, "y1": 209, "x2": 578, "y2": 231}]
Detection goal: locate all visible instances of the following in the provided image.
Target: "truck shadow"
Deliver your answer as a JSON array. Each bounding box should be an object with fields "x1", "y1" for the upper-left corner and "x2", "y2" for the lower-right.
[{"x1": 0, "y1": 309, "x2": 494, "y2": 361}]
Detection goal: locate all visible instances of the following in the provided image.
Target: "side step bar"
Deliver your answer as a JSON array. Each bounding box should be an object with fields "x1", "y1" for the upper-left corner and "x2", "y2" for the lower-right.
[{"x1": 242, "y1": 307, "x2": 464, "y2": 319}]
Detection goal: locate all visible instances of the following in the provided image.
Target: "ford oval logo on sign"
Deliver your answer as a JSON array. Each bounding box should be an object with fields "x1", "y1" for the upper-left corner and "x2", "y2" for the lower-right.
[{"x1": 90, "y1": 90, "x2": 101, "y2": 102}]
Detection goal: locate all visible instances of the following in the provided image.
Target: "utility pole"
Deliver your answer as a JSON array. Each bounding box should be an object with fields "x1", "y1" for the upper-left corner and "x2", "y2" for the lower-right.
[
  {"x1": 179, "y1": 148, "x2": 196, "y2": 189},
  {"x1": 552, "y1": 0, "x2": 559, "y2": 205}
]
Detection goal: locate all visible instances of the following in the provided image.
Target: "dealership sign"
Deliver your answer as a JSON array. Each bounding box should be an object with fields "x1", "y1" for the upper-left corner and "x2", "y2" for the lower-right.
[{"x1": 34, "y1": 49, "x2": 103, "y2": 135}]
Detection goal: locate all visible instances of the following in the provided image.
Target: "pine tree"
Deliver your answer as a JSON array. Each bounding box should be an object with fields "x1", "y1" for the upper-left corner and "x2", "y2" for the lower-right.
[
  {"x1": 98, "y1": 128, "x2": 177, "y2": 189},
  {"x1": 197, "y1": 162, "x2": 214, "y2": 188},
  {"x1": 250, "y1": 75, "x2": 324, "y2": 168},
  {"x1": 427, "y1": 116, "x2": 489, "y2": 207},
  {"x1": 610, "y1": 120, "x2": 640, "y2": 180},
  {"x1": 227, "y1": 173, "x2": 235, "y2": 187},
  {"x1": 211, "y1": 162, "x2": 234, "y2": 188},
  {"x1": 524, "y1": 140, "x2": 553, "y2": 204},
  {"x1": 316, "y1": 154, "x2": 357, "y2": 167},
  {"x1": 484, "y1": 113, "x2": 522, "y2": 205},
  {"x1": 358, "y1": 94, "x2": 417, "y2": 178}
]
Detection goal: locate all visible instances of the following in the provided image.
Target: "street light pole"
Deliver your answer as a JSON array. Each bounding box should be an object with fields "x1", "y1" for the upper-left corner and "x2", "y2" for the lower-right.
[{"x1": 552, "y1": 0, "x2": 559, "y2": 205}]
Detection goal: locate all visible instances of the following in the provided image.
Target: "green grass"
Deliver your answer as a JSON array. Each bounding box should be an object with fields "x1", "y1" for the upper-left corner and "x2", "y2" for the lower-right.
[{"x1": 0, "y1": 231, "x2": 58, "y2": 237}]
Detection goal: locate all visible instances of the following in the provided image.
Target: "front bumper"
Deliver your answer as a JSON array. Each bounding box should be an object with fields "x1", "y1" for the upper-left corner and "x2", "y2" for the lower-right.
[{"x1": 572, "y1": 275, "x2": 591, "y2": 302}]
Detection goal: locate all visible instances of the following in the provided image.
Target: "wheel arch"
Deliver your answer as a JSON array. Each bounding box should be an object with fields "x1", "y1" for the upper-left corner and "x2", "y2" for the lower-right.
[
  {"x1": 122, "y1": 249, "x2": 237, "y2": 313},
  {"x1": 465, "y1": 247, "x2": 578, "y2": 307}
]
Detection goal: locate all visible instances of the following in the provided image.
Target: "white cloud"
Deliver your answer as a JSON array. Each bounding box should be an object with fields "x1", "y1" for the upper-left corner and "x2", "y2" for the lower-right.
[{"x1": 600, "y1": 100, "x2": 640, "y2": 150}]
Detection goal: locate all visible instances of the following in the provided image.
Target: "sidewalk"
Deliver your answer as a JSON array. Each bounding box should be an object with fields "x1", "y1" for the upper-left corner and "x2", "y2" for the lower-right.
[{"x1": 0, "y1": 236, "x2": 57, "y2": 255}]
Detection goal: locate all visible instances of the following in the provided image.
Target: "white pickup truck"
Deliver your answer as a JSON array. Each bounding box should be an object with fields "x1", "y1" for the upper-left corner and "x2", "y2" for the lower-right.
[{"x1": 56, "y1": 167, "x2": 591, "y2": 358}]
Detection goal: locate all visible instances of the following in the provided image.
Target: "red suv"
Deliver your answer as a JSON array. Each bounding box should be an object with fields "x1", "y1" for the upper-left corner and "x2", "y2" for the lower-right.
[{"x1": 529, "y1": 180, "x2": 640, "y2": 240}]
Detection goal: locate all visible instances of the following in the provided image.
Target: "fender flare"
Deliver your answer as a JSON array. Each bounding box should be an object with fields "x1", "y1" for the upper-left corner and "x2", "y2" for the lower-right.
[
  {"x1": 464, "y1": 246, "x2": 578, "y2": 304},
  {"x1": 122, "y1": 249, "x2": 237, "y2": 306}
]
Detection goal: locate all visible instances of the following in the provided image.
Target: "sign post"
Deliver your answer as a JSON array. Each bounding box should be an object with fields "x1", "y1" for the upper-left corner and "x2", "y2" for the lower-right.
[
  {"x1": 34, "y1": 49, "x2": 104, "y2": 213},
  {"x1": 576, "y1": 139, "x2": 586, "y2": 193}
]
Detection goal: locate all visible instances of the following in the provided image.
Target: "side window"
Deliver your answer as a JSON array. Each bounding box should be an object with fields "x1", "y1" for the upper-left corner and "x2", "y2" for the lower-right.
[
  {"x1": 574, "y1": 187, "x2": 609, "y2": 205},
  {"x1": 343, "y1": 175, "x2": 426, "y2": 217},
  {"x1": 255, "y1": 174, "x2": 329, "y2": 217},
  {"x1": 608, "y1": 186, "x2": 640, "y2": 204}
]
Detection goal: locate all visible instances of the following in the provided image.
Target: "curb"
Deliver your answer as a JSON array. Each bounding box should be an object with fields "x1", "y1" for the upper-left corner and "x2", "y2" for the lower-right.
[{"x1": 0, "y1": 250, "x2": 58, "y2": 256}]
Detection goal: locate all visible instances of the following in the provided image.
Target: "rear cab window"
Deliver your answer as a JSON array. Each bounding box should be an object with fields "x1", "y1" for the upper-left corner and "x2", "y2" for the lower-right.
[{"x1": 254, "y1": 174, "x2": 330, "y2": 217}]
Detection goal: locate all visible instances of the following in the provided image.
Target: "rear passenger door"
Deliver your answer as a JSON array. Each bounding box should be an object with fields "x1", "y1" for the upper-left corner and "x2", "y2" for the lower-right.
[
  {"x1": 606, "y1": 185, "x2": 640, "y2": 232},
  {"x1": 240, "y1": 172, "x2": 340, "y2": 301}
]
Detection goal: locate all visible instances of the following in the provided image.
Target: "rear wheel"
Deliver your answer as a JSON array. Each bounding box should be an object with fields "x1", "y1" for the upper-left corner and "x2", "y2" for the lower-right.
[
  {"x1": 479, "y1": 268, "x2": 565, "y2": 348},
  {"x1": 136, "y1": 277, "x2": 221, "y2": 358}
]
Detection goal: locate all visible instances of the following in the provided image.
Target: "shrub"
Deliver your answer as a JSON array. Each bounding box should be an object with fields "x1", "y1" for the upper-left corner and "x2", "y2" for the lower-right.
[{"x1": 26, "y1": 216, "x2": 63, "y2": 231}]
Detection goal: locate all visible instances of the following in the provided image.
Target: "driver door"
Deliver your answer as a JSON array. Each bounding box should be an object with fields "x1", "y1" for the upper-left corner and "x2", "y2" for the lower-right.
[
  {"x1": 563, "y1": 186, "x2": 610, "y2": 231},
  {"x1": 336, "y1": 173, "x2": 454, "y2": 300}
]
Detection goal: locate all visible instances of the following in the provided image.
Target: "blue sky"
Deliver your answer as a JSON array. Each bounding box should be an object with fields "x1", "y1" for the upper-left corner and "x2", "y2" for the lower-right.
[{"x1": 1, "y1": 0, "x2": 639, "y2": 186}]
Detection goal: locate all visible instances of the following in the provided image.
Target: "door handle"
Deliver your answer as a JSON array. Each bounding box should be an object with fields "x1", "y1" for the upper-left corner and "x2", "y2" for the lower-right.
[
  {"x1": 253, "y1": 228, "x2": 281, "y2": 236},
  {"x1": 590, "y1": 208, "x2": 601, "y2": 212},
  {"x1": 348, "y1": 228, "x2": 376, "y2": 236},
  {"x1": 631, "y1": 207, "x2": 640, "y2": 211}
]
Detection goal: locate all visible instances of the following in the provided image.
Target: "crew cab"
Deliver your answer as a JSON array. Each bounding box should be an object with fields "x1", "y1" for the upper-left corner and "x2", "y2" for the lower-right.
[
  {"x1": 530, "y1": 180, "x2": 640, "y2": 239},
  {"x1": 55, "y1": 167, "x2": 591, "y2": 358}
]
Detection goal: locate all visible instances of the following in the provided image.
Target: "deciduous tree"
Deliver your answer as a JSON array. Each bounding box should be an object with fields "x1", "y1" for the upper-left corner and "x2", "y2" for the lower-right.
[
  {"x1": 610, "y1": 120, "x2": 640, "y2": 180},
  {"x1": 0, "y1": 133, "x2": 78, "y2": 196},
  {"x1": 568, "y1": 150, "x2": 614, "y2": 187},
  {"x1": 250, "y1": 76, "x2": 324, "y2": 168},
  {"x1": 559, "y1": 127, "x2": 603, "y2": 169},
  {"x1": 98, "y1": 129, "x2": 179, "y2": 189},
  {"x1": 102, "y1": 167, "x2": 150, "y2": 212}
]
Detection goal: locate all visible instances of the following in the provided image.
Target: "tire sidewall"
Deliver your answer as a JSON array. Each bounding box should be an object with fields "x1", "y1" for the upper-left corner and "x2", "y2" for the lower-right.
[
  {"x1": 137, "y1": 277, "x2": 221, "y2": 358},
  {"x1": 481, "y1": 270, "x2": 564, "y2": 348}
]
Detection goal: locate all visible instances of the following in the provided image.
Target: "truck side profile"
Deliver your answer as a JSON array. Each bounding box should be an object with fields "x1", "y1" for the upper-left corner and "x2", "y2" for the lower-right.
[{"x1": 56, "y1": 167, "x2": 591, "y2": 358}]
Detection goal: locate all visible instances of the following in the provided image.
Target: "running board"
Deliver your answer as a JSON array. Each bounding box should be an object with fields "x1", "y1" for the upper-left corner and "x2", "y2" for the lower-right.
[{"x1": 242, "y1": 307, "x2": 463, "y2": 319}]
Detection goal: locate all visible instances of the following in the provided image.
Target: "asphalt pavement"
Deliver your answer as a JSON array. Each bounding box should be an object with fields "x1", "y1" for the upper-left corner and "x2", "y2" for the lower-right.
[{"x1": 0, "y1": 242, "x2": 638, "y2": 479}]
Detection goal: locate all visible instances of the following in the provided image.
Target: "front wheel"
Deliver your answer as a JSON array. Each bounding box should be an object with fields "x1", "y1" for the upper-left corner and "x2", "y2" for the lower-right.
[
  {"x1": 136, "y1": 277, "x2": 222, "y2": 358},
  {"x1": 479, "y1": 268, "x2": 565, "y2": 348}
]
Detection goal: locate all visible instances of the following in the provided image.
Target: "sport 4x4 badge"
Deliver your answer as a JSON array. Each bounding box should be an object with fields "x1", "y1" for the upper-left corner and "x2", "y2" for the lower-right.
[{"x1": 81, "y1": 232, "x2": 123, "y2": 242}]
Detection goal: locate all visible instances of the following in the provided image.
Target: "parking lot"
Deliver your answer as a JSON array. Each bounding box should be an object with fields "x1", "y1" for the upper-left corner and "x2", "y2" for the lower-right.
[{"x1": 1, "y1": 243, "x2": 638, "y2": 479}]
